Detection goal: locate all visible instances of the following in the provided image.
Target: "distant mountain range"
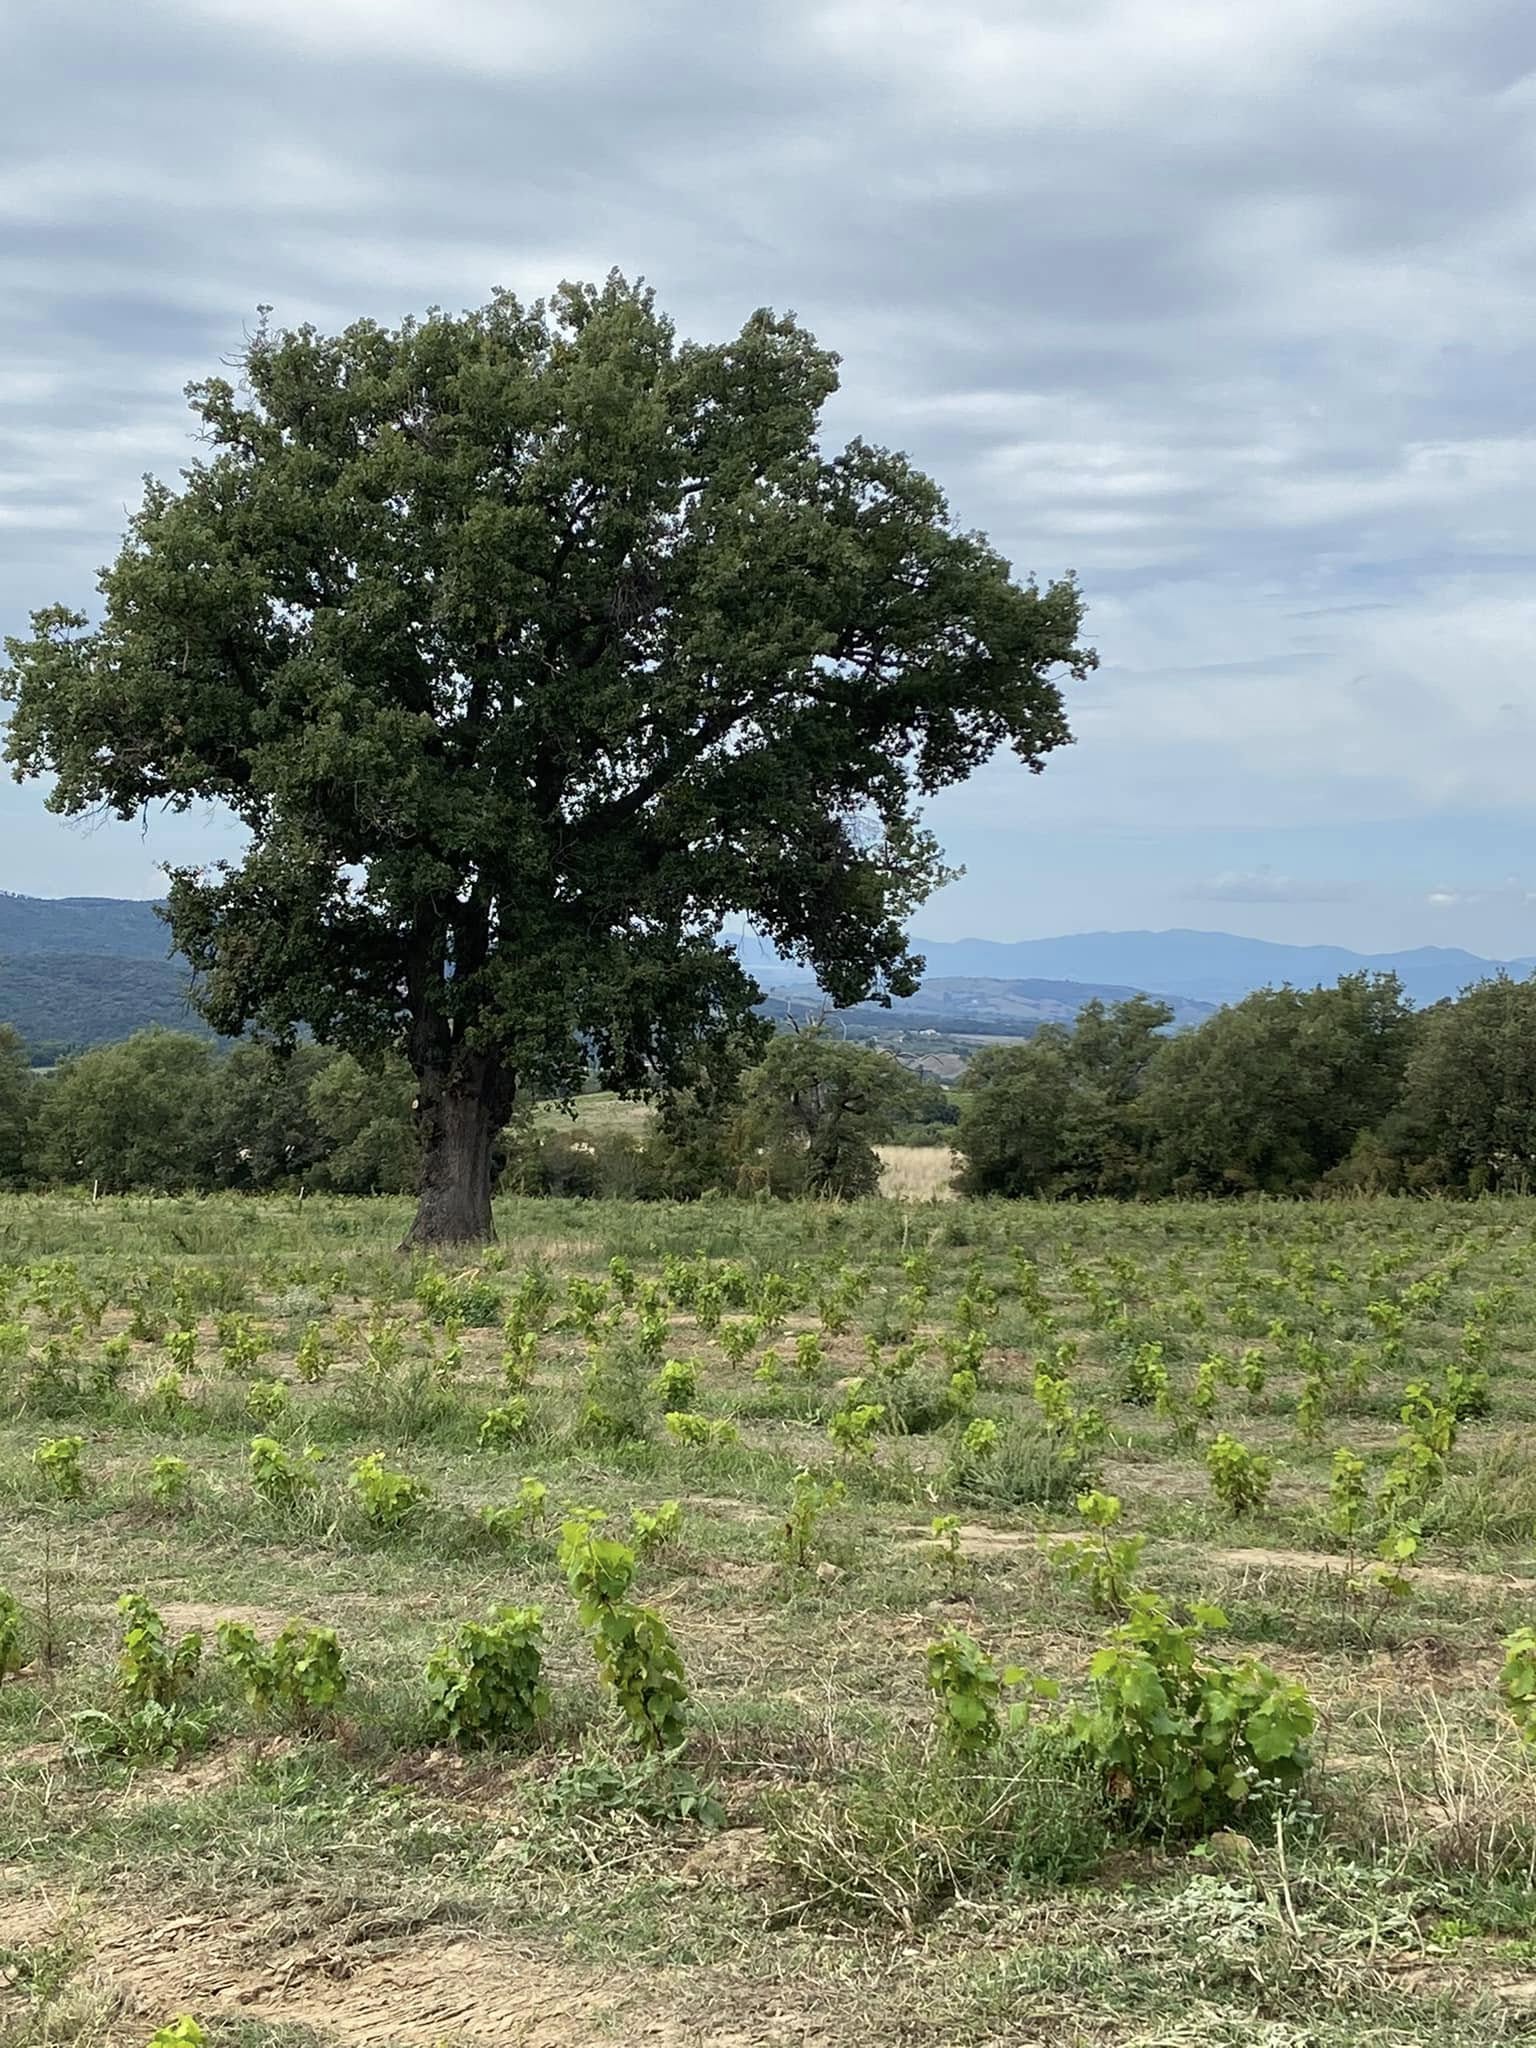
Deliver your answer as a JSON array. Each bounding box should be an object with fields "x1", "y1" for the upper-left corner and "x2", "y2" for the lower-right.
[
  {"x1": 0, "y1": 895, "x2": 202, "y2": 1056},
  {"x1": 2, "y1": 895, "x2": 1530, "y2": 1059},
  {"x1": 759, "y1": 929, "x2": 1535, "y2": 1011}
]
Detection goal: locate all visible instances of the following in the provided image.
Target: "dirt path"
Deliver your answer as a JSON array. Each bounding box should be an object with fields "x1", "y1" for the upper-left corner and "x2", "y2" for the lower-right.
[
  {"x1": 1200, "y1": 1544, "x2": 1534, "y2": 1593},
  {"x1": 2, "y1": 1890, "x2": 834, "y2": 2048}
]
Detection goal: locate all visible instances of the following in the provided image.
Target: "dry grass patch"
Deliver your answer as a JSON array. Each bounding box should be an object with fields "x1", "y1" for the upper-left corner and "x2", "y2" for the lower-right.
[{"x1": 876, "y1": 1146, "x2": 956, "y2": 1201}]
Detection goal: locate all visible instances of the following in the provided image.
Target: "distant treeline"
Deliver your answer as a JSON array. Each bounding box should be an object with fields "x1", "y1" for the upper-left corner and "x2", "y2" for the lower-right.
[
  {"x1": 0, "y1": 969, "x2": 1532, "y2": 1200},
  {"x1": 955, "y1": 972, "x2": 1536, "y2": 1198},
  {"x1": 0, "y1": 1024, "x2": 956, "y2": 1199},
  {"x1": 0, "y1": 1032, "x2": 418, "y2": 1196}
]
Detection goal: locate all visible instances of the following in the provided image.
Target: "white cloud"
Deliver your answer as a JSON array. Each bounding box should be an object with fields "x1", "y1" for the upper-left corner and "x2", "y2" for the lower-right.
[
  {"x1": 1191, "y1": 871, "x2": 1355, "y2": 905},
  {"x1": 3, "y1": 0, "x2": 1536, "y2": 946}
]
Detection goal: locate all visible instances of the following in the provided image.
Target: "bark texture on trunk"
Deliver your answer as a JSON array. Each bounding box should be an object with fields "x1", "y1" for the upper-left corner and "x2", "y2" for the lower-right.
[{"x1": 400, "y1": 1054, "x2": 510, "y2": 1250}]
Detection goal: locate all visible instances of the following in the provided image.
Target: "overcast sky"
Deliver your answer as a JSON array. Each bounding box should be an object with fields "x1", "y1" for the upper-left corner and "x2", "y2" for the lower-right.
[{"x1": 4, "y1": 0, "x2": 1536, "y2": 956}]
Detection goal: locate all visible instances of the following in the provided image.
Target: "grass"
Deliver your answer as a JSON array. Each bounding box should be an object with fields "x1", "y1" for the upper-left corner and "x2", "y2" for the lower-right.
[
  {"x1": 3, "y1": 1190, "x2": 1536, "y2": 2044},
  {"x1": 876, "y1": 1143, "x2": 957, "y2": 1201}
]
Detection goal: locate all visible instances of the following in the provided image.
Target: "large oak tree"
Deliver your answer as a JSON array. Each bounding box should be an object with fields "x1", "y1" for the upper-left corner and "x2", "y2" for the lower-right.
[{"x1": 3, "y1": 277, "x2": 1091, "y2": 1244}]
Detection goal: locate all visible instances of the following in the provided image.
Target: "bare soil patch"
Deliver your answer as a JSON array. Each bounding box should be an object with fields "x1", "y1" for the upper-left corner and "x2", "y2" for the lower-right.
[{"x1": 1, "y1": 1891, "x2": 834, "y2": 2047}]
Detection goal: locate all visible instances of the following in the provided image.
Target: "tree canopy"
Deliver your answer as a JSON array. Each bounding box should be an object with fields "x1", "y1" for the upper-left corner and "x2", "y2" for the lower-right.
[
  {"x1": 957, "y1": 995, "x2": 1171, "y2": 1198},
  {"x1": 1394, "y1": 976, "x2": 1536, "y2": 1193},
  {"x1": 1137, "y1": 973, "x2": 1413, "y2": 1195},
  {"x1": 739, "y1": 1026, "x2": 920, "y2": 1196},
  {"x1": 0, "y1": 1026, "x2": 32, "y2": 1188},
  {"x1": 2, "y1": 276, "x2": 1090, "y2": 1243}
]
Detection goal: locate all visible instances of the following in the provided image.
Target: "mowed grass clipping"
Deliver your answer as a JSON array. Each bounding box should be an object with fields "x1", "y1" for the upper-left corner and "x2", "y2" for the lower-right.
[{"x1": 3, "y1": 1190, "x2": 1536, "y2": 2047}]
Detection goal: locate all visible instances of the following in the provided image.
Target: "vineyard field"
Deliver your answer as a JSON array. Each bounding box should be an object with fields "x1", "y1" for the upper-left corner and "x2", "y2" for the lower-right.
[{"x1": 3, "y1": 1191, "x2": 1536, "y2": 2048}]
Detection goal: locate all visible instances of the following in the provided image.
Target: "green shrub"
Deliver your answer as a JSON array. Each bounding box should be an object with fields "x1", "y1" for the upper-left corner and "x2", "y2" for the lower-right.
[
  {"x1": 631, "y1": 1500, "x2": 684, "y2": 1556},
  {"x1": 218, "y1": 1316, "x2": 268, "y2": 1374},
  {"x1": 827, "y1": 1385, "x2": 886, "y2": 1460},
  {"x1": 651, "y1": 1357, "x2": 699, "y2": 1413},
  {"x1": 1445, "y1": 1363, "x2": 1492, "y2": 1423},
  {"x1": 780, "y1": 1467, "x2": 846, "y2": 1569},
  {"x1": 560, "y1": 1517, "x2": 689, "y2": 1749},
  {"x1": 1205, "y1": 1434, "x2": 1274, "y2": 1517},
  {"x1": 1324, "y1": 1445, "x2": 1368, "y2": 1547},
  {"x1": 478, "y1": 1398, "x2": 531, "y2": 1449},
  {"x1": 576, "y1": 1341, "x2": 649, "y2": 1446},
  {"x1": 348, "y1": 1451, "x2": 431, "y2": 1529},
  {"x1": 424, "y1": 1605, "x2": 549, "y2": 1746},
  {"x1": 248, "y1": 1435, "x2": 323, "y2": 1509},
  {"x1": 717, "y1": 1316, "x2": 763, "y2": 1367},
  {"x1": 148, "y1": 2020, "x2": 208, "y2": 2048},
  {"x1": 91, "y1": 1332, "x2": 132, "y2": 1396},
  {"x1": 416, "y1": 1267, "x2": 504, "y2": 1328},
  {"x1": 479, "y1": 1475, "x2": 553, "y2": 1543},
  {"x1": 946, "y1": 1420, "x2": 1094, "y2": 1509},
  {"x1": 294, "y1": 1323, "x2": 332, "y2": 1382},
  {"x1": 149, "y1": 1455, "x2": 193, "y2": 1508},
  {"x1": 148, "y1": 1369, "x2": 188, "y2": 1417},
  {"x1": 244, "y1": 1377, "x2": 288, "y2": 1425},
  {"x1": 1061, "y1": 1594, "x2": 1314, "y2": 1835},
  {"x1": 34, "y1": 1433, "x2": 86, "y2": 1499},
  {"x1": 794, "y1": 1331, "x2": 825, "y2": 1379},
  {"x1": 926, "y1": 1630, "x2": 1022, "y2": 1755},
  {"x1": 1043, "y1": 1491, "x2": 1145, "y2": 1614},
  {"x1": 1500, "y1": 1628, "x2": 1536, "y2": 1749},
  {"x1": 69, "y1": 1698, "x2": 215, "y2": 1767},
  {"x1": 117, "y1": 1592, "x2": 202, "y2": 1708},
  {"x1": 217, "y1": 1618, "x2": 347, "y2": 1718},
  {"x1": 1118, "y1": 1342, "x2": 1168, "y2": 1407},
  {"x1": 663, "y1": 1410, "x2": 739, "y2": 1449},
  {"x1": 0, "y1": 1588, "x2": 25, "y2": 1678}
]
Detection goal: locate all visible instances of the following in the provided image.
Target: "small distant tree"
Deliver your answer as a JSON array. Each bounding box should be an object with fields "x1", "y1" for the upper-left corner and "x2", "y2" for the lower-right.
[
  {"x1": 739, "y1": 1027, "x2": 919, "y2": 1196},
  {"x1": 3, "y1": 278, "x2": 1090, "y2": 1244},
  {"x1": 956, "y1": 994, "x2": 1171, "y2": 1197},
  {"x1": 0, "y1": 1026, "x2": 35, "y2": 1187},
  {"x1": 956, "y1": 1031, "x2": 1075, "y2": 1198},
  {"x1": 305, "y1": 1051, "x2": 419, "y2": 1195},
  {"x1": 209, "y1": 1041, "x2": 333, "y2": 1190},
  {"x1": 34, "y1": 1029, "x2": 220, "y2": 1191},
  {"x1": 1391, "y1": 976, "x2": 1536, "y2": 1192},
  {"x1": 1139, "y1": 973, "x2": 1412, "y2": 1195},
  {"x1": 640, "y1": 1030, "x2": 759, "y2": 1198}
]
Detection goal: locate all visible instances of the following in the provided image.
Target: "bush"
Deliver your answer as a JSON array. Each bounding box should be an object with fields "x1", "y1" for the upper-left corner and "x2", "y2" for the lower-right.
[
  {"x1": 1205, "y1": 1434, "x2": 1274, "y2": 1516},
  {"x1": 560, "y1": 1518, "x2": 689, "y2": 1749},
  {"x1": 651, "y1": 1357, "x2": 699, "y2": 1413},
  {"x1": 217, "y1": 1619, "x2": 347, "y2": 1718},
  {"x1": 779, "y1": 1467, "x2": 846, "y2": 1569},
  {"x1": 0, "y1": 1588, "x2": 26, "y2": 1678},
  {"x1": 34, "y1": 1433, "x2": 85, "y2": 1499},
  {"x1": 576, "y1": 1341, "x2": 650, "y2": 1446},
  {"x1": 927, "y1": 1629, "x2": 1022, "y2": 1755},
  {"x1": 478, "y1": 1398, "x2": 531, "y2": 1449},
  {"x1": 117, "y1": 1592, "x2": 203, "y2": 1708},
  {"x1": 944, "y1": 1420, "x2": 1095, "y2": 1509},
  {"x1": 1043, "y1": 1490, "x2": 1145, "y2": 1614},
  {"x1": 149, "y1": 1455, "x2": 193, "y2": 1508},
  {"x1": 1060, "y1": 1594, "x2": 1314, "y2": 1835},
  {"x1": 349, "y1": 1452, "x2": 431, "y2": 1529},
  {"x1": 424, "y1": 1605, "x2": 550, "y2": 1746},
  {"x1": 1500, "y1": 1628, "x2": 1536, "y2": 1749},
  {"x1": 248, "y1": 1435, "x2": 323, "y2": 1510},
  {"x1": 415, "y1": 1267, "x2": 504, "y2": 1327}
]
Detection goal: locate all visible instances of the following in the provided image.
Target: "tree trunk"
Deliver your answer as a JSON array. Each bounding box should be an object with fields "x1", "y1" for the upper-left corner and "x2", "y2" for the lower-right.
[{"x1": 399, "y1": 1054, "x2": 510, "y2": 1250}]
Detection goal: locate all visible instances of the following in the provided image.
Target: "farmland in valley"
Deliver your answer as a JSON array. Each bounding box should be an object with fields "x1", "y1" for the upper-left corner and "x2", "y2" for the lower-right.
[{"x1": 3, "y1": 1191, "x2": 1536, "y2": 2047}]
